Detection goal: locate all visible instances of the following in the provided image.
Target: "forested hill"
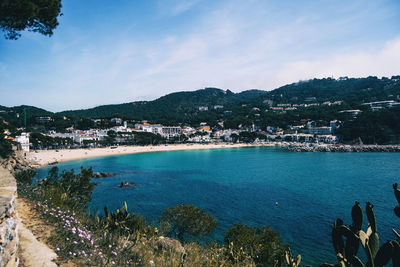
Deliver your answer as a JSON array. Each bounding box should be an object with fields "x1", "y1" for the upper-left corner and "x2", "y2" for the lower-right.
[
  {"x1": 263, "y1": 76, "x2": 400, "y2": 105},
  {"x1": 57, "y1": 76, "x2": 400, "y2": 120},
  {"x1": 2, "y1": 76, "x2": 400, "y2": 125},
  {"x1": 58, "y1": 88, "x2": 269, "y2": 122},
  {"x1": 0, "y1": 105, "x2": 52, "y2": 126}
]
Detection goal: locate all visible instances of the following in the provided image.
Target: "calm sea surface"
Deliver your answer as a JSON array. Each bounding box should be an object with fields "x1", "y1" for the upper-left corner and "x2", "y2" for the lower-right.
[{"x1": 36, "y1": 147, "x2": 400, "y2": 265}]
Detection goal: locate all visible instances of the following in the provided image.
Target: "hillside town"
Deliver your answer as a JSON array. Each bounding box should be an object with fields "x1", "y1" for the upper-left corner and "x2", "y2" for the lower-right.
[
  {"x1": 5, "y1": 97, "x2": 400, "y2": 152},
  {"x1": 9, "y1": 116, "x2": 342, "y2": 152}
]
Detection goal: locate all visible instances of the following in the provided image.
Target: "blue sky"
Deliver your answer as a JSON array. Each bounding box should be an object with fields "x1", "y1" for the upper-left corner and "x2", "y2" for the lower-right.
[{"x1": 1, "y1": 0, "x2": 400, "y2": 111}]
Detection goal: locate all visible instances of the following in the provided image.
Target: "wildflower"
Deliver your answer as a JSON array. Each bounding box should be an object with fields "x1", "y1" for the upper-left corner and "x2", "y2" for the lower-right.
[
  {"x1": 56, "y1": 248, "x2": 60, "y2": 251},
  {"x1": 111, "y1": 261, "x2": 115, "y2": 265}
]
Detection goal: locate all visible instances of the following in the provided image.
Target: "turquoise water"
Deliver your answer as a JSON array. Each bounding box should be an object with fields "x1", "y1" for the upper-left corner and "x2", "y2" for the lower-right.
[{"x1": 36, "y1": 147, "x2": 400, "y2": 265}]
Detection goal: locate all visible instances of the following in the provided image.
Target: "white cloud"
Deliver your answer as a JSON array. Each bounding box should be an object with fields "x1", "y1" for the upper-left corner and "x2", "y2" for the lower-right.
[
  {"x1": 275, "y1": 37, "x2": 400, "y2": 86},
  {"x1": 2, "y1": 0, "x2": 399, "y2": 111},
  {"x1": 171, "y1": 0, "x2": 199, "y2": 15}
]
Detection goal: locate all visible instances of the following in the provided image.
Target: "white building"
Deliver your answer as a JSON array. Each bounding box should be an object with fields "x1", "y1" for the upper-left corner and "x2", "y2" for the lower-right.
[
  {"x1": 16, "y1": 132, "x2": 30, "y2": 152},
  {"x1": 161, "y1": 126, "x2": 182, "y2": 139}
]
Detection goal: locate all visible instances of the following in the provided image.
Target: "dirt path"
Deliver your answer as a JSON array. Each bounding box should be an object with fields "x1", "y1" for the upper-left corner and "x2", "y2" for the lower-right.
[{"x1": 17, "y1": 198, "x2": 76, "y2": 267}]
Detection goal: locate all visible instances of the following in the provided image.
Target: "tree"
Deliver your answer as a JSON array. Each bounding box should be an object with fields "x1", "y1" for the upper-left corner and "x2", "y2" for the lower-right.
[
  {"x1": 0, "y1": 122, "x2": 13, "y2": 158},
  {"x1": 160, "y1": 204, "x2": 217, "y2": 243},
  {"x1": 224, "y1": 223, "x2": 286, "y2": 266},
  {"x1": 41, "y1": 166, "x2": 95, "y2": 209},
  {"x1": 0, "y1": 0, "x2": 62, "y2": 39}
]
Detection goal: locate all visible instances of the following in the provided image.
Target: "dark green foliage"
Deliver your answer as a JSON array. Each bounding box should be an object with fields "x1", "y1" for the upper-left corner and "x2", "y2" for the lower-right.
[
  {"x1": 160, "y1": 204, "x2": 217, "y2": 243},
  {"x1": 39, "y1": 166, "x2": 95, "y2": 209},
  {"x1": 0, "y1": 131, "x2": 12, "y2": 158},
  {"x1": 336, "y1": 107, "x2": 400, "y2": 144},
  {"x1": 75, "y1": 117, "x2": 95, "y2": 130},
  {"x1": 132, "y1": 132, "x2": 165, "y2": 145},
  {"x1": 238, "y1": 131, "x2": 267, "y2": 143},
  {"x1": 30, "y1": 132, "x2": 74, "y2": 149},
  {"x1": 0, "y1": 0, "x2": 62, "y2": 39},
  {"x1": 224, "y1": 223, "x2": 286, "y2": 266},
  {"x1": 100, "y1": 202, "x2": 150, "y2": 238},
  {"x1": 14, "y1": 169, "x2": 36, "y2": 185}
]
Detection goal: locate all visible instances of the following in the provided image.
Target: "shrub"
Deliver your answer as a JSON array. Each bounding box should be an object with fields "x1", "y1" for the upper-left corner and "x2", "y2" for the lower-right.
[
  {"x1": 224, "y1": 223, "x2": 286, "y2": 266},
  {"x1": 160, "y1": 204, "x2": 217, "y2": 243},
  {"x1": 14, "y1": 169, "x2": 36, "y2": 185}
]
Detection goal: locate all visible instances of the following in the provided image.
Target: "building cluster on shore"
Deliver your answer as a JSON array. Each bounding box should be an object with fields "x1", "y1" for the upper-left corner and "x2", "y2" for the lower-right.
[
  {"x1": 10, "y1": 97, "x2": 400, "y2": 152},
  {"x1": 12, "y1": 116, "x2": 344, "y2": 152}
]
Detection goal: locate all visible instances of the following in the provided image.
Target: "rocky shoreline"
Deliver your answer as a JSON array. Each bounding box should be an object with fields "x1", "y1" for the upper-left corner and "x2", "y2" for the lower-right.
[{"x1": 286, "y1": 144, "x2": 400, "y2": 152}]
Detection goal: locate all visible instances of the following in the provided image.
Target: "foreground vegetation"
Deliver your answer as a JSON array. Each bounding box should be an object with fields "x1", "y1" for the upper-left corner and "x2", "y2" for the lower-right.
[
  {"x1": 15, "y1": 168, "x2": 294, "y2": 266},
  {"x1": 14, "y1": 165, "x2": 400, "y2": 266}
]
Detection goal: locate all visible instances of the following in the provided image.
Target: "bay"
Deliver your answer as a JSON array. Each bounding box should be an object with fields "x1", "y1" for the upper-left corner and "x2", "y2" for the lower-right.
[{"x1": 36, "y1": 147, "x2": 400, "y2": 265}]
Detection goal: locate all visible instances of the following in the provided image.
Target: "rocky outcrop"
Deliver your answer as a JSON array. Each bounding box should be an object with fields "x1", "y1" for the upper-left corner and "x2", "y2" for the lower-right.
[
  {"x1": 287, "y1": 144, "x2": 400, "y2": 152},
  {"x1": 0, "y1": 151, "x2": 32, "y2": 174},
  {"x1": 0, "y1": 167, "x2": 19, "y2": 267},
  {"x1": 117, "y1": 182, "x2": 137, "y2": 188},
  {"x1": 92, "y1": 172, "x2": 115, "y2": 178}
]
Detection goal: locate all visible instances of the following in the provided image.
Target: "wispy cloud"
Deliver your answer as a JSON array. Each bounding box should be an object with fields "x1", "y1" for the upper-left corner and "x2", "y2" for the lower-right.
[
  {"x1": 274, "y1": 37, "x2": 400, "y2": 85},
  {"x1": 171, "y1": 0, "x2": 200, "y2": 15}
]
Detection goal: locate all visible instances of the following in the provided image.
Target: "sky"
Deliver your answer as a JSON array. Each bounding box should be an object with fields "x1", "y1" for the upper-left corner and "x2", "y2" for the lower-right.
[{"x1": 1, "y1": 0, "x2": 400, "y2": 112}]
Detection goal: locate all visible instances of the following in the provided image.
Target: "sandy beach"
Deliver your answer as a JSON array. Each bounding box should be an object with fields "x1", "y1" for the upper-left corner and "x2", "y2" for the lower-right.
[{"x1": 26, "y1": 143, "x2": 268, "y2": 167}]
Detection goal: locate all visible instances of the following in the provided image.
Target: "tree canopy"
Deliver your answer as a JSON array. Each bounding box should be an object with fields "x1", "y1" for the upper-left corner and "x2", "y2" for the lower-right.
[
  {"x1": 160, "y1": 204, "x2": 217, "y2": 243},
  {"x1": 224, "y1": 223, "x2": 286, "y2": 266},
  {"x1": 0, "y1": 0, "x2": 62, "y2": 39}
]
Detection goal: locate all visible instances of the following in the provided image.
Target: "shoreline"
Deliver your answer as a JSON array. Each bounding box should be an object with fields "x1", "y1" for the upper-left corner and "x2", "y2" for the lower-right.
[
  {"x1": 23, "y1": 142, "x2": 400, "y2": 168},
  {"x1": 26, "y1": 143, "x2": 273, "y2": 167}
]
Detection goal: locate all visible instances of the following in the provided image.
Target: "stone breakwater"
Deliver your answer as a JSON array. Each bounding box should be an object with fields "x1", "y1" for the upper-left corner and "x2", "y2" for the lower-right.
[
  {"x1": 0, "y1": 167, "x2": 18, "y2": 267},
  {"x1": 287, "y1": 144, "x2": 400, "y2": 152}
]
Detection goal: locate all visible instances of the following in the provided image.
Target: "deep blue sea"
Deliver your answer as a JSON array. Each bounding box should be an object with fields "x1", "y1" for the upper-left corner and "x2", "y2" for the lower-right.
[{"x1": 36, "y1": 147, "x2": 400, "y2": 266}]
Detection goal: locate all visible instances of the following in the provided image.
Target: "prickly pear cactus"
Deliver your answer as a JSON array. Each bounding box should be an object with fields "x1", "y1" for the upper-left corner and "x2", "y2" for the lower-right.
[
  {"x1": 285, "y1": 248, "x2": 301, "y2": 267},
  {"x1": 320, "y1": 183, "x2": 400, "y2": 267}
]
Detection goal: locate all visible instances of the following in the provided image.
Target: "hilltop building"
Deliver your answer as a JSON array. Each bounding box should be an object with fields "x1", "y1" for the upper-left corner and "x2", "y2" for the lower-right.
[
  {"x1": 362, "y1": 100, "x2": 400, "y2": 111},
  {"x1": 35, "y1": 116, "x2": 52, "y2": 123},
  {"x1": 339, "y1": 110, "x2": 362, "y2": 119}
]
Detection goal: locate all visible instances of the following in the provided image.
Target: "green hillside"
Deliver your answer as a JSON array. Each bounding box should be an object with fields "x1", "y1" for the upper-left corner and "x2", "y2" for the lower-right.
[
  {"x1": 1, "y1": 76, "x2": 400, "y2": 143},
  {"x1": 57, "y1": 76, "x2": 400, "y2": 121}
]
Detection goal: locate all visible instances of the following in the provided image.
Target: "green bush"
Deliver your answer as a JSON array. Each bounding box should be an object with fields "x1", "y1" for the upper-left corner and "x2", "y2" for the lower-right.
[
  {"x1": 224, "y1": 223, "x2": 286, "y2": 266},
  {"x1": 14, "y1": 169, "x2": 36, "y2": 185},
  {"x1": 38, "y1": 166, "x2": 95, "y2": 210},
  {"x1": 160, "y1": 204, "x2": 217, "y2": 243}
]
